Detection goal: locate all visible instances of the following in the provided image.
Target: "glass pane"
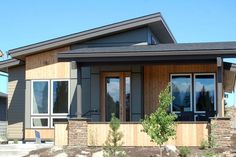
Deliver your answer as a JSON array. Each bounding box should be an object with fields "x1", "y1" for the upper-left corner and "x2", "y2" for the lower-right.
[
  {"x1": 32, "y1": 118, "x2": 48, "y2": 127},
  {"x1": 53, "y1": 81, "x2": 69, "y2": 114},
  {"x1": 33, "y1": 81, "x2": 48, "y2": 114},
  {"x1": 172, "y1": 75, "x2": 191, "y2": 112},
  {"x1": 52, "y1": 118, "x2": 68, "y2": 127},
  {"x1": 125, "y1": 76, "x2": 131, "y2": 121},
  {"x1": 195, "y1": 75, "x2": 215, "y2": 112},
  {"x1": 105, "y1": 77, "x2": 120, "y2": 121}
]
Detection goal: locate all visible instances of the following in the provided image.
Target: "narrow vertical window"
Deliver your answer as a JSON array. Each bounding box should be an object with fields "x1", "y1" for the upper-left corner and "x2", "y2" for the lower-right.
[
  {"x1": 52, "y1": 80, "x2": 69, "y2": 114},
  {"x1": 194, "y1": 74, "x2": 215, "y2": 113},
  {"x1": 171, "y1": 74, "x2": 192, "y2": 112},
  {"x1": 125, "y1": 76, "x2": 131, "y2": 121},
  {"x1": 32, "y1": 81, "x2": 49, "y2": 115}
]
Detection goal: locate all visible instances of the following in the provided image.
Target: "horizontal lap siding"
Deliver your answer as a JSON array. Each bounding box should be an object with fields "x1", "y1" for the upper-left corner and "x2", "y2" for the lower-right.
[
  {"x1": 8, "y1": 66, "x2": 25, "y2": 140},
  {"x1": 144, "y1": 63, "x2": 217, "y2": 115}
]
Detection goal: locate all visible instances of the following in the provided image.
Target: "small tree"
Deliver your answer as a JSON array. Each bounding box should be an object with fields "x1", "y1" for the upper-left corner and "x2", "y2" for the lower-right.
[
  {"x1": 142, "y1": 84, "x2": 177, "y2": 156},
  {"x1": 103, "y1": 113, "x2": 125, "y2": 157}
]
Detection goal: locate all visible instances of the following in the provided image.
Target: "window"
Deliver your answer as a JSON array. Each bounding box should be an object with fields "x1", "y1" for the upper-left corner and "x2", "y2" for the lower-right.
[
  {"x1": 31, "y1": 117, "x2": 49, "y2": 128},
  {"x1": 32, "y1": 81, "x2": 49, "y2": 115},
  {"x1": 194, "y1": 74, "x2": 216, "y2": 113},
  {"x1": 52, "y1": 80, "x2": 69, "y2": 115},
  {"x1": 171, "y1": 74, "x2": 192, "y2": 112},
  {"x1": 31, "y1": 80, "x2": 69, "y2": 128},
  {"x1": 51, "y1": 117, "x2": 68, "y2": 128}
]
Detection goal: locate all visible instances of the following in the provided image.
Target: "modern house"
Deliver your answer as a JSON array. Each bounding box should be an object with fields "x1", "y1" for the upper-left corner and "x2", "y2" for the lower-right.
[{"x1": 0, "y1": 12, "x2": 236, "y2": 145}]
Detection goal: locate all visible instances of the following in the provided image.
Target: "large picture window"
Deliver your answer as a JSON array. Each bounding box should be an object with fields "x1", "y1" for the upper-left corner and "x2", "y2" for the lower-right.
[
  {"x1": 32, "y1": 81, "x2": 49, "y2": 115},
  {"x1": 171, "y1": 74, "x2": 192, "y2": 112},
  {"x1": 194, "y1": 74, "x2": 216, "y2": 113},
  {"x1": 52, "y1": 80, "x2": 69, "y2": 114}
]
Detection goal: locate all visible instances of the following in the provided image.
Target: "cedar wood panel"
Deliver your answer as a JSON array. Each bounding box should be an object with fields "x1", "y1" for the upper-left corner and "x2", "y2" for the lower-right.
[
  {"x1": 144, "y1": 63, "x2": 217, "y2": 115},
  {"x1": 25, "y1": 47, "x2": 70, "y2": 80}
]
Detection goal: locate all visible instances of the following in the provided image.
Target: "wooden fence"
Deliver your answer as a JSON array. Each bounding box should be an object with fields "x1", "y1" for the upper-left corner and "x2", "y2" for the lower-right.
[
  {"x1": 54, "y1": 122, "x2": 209, "y2": 146},
  {"x1": 87, "y1": 122, "x2": 209, "y2": 146}
]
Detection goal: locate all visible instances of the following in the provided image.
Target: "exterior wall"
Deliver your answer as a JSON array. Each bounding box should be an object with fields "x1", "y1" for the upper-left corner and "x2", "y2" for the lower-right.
[
  {"x1": 25, "y1": 47, "x2": 70, "y2": 80},
  {"x1": 80, "y1": 65, "x2": 143, "y2": 121},
  {"x1": 71, "y1": 27, "x2": 151, "y2": 49},
  {"x1": 24, "y1": 47, "x2": 76, "y2": 140},
  {"x1": 0, "y1": 97, "x2": 7, "y2": 121},
  {"x1": 144, "y1": 63, "x2": 217, "y2": 115},
  {"x1": 7, "y1": 65, "x2": 25, "y2": 140}
]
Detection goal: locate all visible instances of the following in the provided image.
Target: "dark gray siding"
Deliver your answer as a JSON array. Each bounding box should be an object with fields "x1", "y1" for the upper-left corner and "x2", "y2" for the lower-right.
[
  {"x1": 71, "y1": 27, "x2": 150, "y2": 49},
  {"x1": 8, "y1": 65, "x2": 25, "y2": 140},
  {"x1": 80, "y1": 65, "x2": 143, "y2": 121},
  {"x1": 0, "y1": 97, "x2": 7, "y2": 121}
]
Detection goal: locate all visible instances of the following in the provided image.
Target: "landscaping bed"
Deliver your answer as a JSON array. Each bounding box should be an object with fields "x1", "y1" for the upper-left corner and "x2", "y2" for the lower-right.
[{"x1": 25, "y1": 146, "x2": 230, "y2": 157}]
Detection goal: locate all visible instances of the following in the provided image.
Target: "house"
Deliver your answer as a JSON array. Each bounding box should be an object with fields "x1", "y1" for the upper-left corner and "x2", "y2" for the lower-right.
[
  {"x1": 0, "y1": 12, "x2": 236, "y2": 145},
  {"x1": 0, "y1": 92, "x2": 7, "y2": 121}
]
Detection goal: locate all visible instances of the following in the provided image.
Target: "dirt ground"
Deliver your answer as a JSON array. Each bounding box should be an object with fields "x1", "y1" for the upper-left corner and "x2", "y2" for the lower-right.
[{"x1": 25, "y1": 146, "x2": 229, "y2": 157}]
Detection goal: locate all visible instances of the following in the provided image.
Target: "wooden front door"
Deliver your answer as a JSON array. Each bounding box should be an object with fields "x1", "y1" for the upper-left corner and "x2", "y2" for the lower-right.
[{"x1": 101, "y1": 72, "x2": 131, "y2": 122}]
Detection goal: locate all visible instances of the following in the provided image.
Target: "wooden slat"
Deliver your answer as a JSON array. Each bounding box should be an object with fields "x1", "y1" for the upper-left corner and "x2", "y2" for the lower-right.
[
  {"x1": 25, "y1": 47, "x2": 70, "y2": 80},
  {"x1": 87, "y1": 122, "x2": 208, "y2": 146},
  {"x1": 25, "y1": 129, "x2": 54, "y2": 140},
  {"x1": 144, "y1": 63, "x2": 217, "y2": 115},
  {"x1": 54, "y1": 123, "x2": 68, "y2": 146}
]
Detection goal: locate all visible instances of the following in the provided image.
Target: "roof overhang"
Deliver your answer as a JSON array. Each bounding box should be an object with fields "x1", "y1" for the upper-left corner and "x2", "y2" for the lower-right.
[
  {"x1": 0, "y1": 92, "x2": 7, "y2": 98},
  {"x1": 8, "y1": 13, "x2": 176, "y2": 60},
  {"x1": 0, "y1": 59, "x2": 24, "y2": 73},
  {"x1": 58, "y1": 43, "x2": 236, "y2": 63}
]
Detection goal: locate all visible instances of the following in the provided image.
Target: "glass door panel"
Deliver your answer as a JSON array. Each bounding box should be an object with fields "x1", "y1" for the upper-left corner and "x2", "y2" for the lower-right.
[{"x1": 105, "y1": 77, "x2": 120, "y2": 121}]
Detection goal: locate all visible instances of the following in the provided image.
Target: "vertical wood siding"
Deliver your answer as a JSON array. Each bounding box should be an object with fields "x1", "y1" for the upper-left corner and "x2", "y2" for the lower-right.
[
  {"x1": 25, "y1": 47, "x2": 70, "y2": 80},
  {"x1": 144, "y1": 63, "x2": 217, "y2": 115}
]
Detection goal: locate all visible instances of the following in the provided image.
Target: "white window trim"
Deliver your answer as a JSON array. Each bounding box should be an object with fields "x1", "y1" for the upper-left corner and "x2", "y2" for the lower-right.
[
  {"x1": 31, "y1": 117, "x2": 49, "y2": 128},
  {"x1": 31, "y1": 80, "x2": 50, "y2": 116},
  {"x1": 51, "y1": 79, "x2": 70, "y2": 116},
  {"x1": 194, "y1": 73, "x2": 216, "y2": 113},
  {"x1": 50, "y1": 117, "x2": 68, "y2": 128},
  {"x1": 170, "y1": 74, "x2": 192, "y2": 113}
]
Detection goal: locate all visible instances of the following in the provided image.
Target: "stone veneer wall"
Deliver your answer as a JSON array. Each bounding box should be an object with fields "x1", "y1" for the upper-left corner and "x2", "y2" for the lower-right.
[
  {"x1": 68, "y1": 119, "x2": 88, "y2": 146},
  {"x1": 210, "y1": 117, "x2": 232, "y2": 148}
]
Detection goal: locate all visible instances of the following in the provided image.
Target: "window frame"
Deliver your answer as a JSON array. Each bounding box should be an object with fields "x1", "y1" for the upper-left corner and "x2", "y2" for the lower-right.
[
  {"x1": 31, "y1": 117, "x2": 49, "y2": 128},
  {"x1": 50, "y1": 117, "x2": 68, "y2": 128},
  {"x1": 31, "y1": 80, "x2": 50, "y2": 116},
  {"x1": 193, "y1": 73, "x2": 216, "y2": 113},
  {"x1": 50, "y1": 79, "x2": 70, "y2": 116},
  {"x1": 170, "y1": 74, "x2": 193, "y2": 113}
]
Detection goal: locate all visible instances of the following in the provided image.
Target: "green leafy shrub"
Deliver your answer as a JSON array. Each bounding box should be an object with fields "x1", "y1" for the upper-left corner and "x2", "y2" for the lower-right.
[
  {"x1": 142, "y1": 83, "x2": 177, "y2": 156},
  {"x1": 103, "y1": 113, "x2": 125, "y2": 157},
  {"x1": 200, "y1": 139, "x2": 208, "y2": 150},
  {"x1": 203, "y1": 150, "x2": 218, "y2": 157},
  {"x1": 179, "y1": 146, "x2": 191, "y2": 157}
]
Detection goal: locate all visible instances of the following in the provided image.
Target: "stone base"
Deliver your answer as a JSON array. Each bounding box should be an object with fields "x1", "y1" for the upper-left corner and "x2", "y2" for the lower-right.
[{"x1": 68, "y1": 118, "x2": 89, "y2": 146}]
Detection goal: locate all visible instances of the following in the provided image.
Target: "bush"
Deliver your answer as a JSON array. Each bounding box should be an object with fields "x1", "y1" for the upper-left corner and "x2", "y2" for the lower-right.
[
  {"x1": 203, "y1": 150, "x2": 218, "y2": 157},
  {"x1": 103, "y1": 113, "x2": 125, "y2": 157},
  {"x1": 199, "y1": 139, "x2": 208, "y2": 150},
  {"x1": 179, "y1": 146, "x2": 191, "y2": 157}
]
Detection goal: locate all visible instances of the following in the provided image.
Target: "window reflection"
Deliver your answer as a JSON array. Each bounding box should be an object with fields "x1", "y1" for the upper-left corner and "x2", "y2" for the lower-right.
[
  {"x1": 105, "y1": 77, "x2": 120, "y2": 121},
  {"x1": 171, "y1": 75, "x2": 191, "y2": 112},
  {"x1": 125, "y1": 77, "x2": 131, "y2": 121},
  {"x1": 33, "y1": 81, "x2": 48, "y2": 114},
  {"x1": 195, "y1": 75, "x2": 215, "y2": 112}
]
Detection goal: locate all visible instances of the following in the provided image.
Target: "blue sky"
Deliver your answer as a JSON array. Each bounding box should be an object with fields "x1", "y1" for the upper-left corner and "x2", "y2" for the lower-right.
[{"x1": 0, "y1": 0, "x2": 236, "y2": 105}]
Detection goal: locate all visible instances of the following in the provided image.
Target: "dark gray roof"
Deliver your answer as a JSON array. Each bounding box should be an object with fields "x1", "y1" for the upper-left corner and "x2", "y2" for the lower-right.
[
  {"x1": 58, "y1": 42, "x2": 236, "y2": 63},
  {"x1": 0, "y1": 59, "x2": 24, "y2": 72},
  {"x1": 0, "y1": 92, "x2": 7, "y2": 98},
  {"x1": 9, "y1": 12, "x2": 176, "y2": 60}
]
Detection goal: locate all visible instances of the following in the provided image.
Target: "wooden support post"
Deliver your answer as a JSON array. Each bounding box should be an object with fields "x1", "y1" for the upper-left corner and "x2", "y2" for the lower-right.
[{"x1": 217, "y1": 57, "x2": 224, "y2": 117}]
